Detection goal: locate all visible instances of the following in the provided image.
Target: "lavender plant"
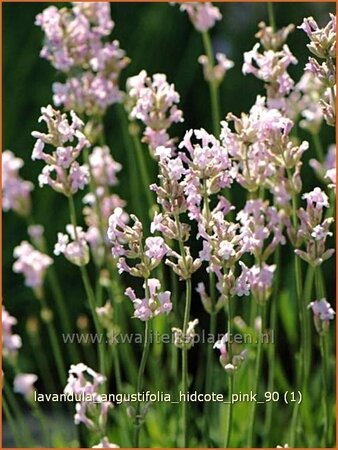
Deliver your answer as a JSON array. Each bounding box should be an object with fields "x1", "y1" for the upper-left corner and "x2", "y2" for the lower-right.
[{"x1": 3, "y1": 2, "x2": 336, "y2": 448}]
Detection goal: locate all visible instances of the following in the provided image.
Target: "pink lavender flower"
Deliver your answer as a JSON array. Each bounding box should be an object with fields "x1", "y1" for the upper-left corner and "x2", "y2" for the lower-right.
[
  {"x1": 125, "y1": 278, "x2": 172, "y2": 321},
  {"x1": 2, "y1": 306, "x2": 22, "y2": 358},
  {"x1": 144, "y1": 237, "x2": 168, "y2": 260},
  {"x1": 213, "y1": 332, "x2": 247, "y2": 372},
  {"x1": 64, "y1": 363, "x2": 110, "y2": 429},
  {"x1": 243, "y1": 43, "x2": 297, "y2": 97},
  {"x1": 126, "y1": 70, "x2": 183, "y2": 154},
  {"x1": 308, "y1": 298, "x2": 335, "y2": 322},
  {"x1": 221, "y1": 96, "x2": 308, "y2": 200},
  {"x1": 299, "y1": 15, "x2": 336, "y2": 126},
  {"x1": 54, "y1": 225, "x2": 90, "y2": 266},
  {"x1": 2, "y1": 150, "x2": 33, "y2": 216},
  {"x1": 298, "y1": 15, "x2": 336, "y2": 60},
  {"x1": 13, "y1": 373, "x2": 38, "y2": 398},
  {"x1": 198, "y1": 52, "x2": 234, "y2": 84},
  {"x1": 178, "y1": 128, "x2": 234, "y2": 219},
  {"x1": 92, "y1": 437, "x2": 119, "y2": 448},
  {"x1": 249, "y1": 263, "x2": 276, "y2": 303},
  {"x1": 13, "y1": 241, "x2": 53, "y2": 289},
  {"x1": 179, "y1": 3, "x2": 222, "y2": 32},
  {"x1": 213, "y1": 333, "x2": 228, "y2": 359},
  {"x1": 172, "y1": 318, "x2": 199, "y2": 349},
  {"x1": 89, "y1": 146, "x2": 121, "y2": 187},
  {"x1": 308, "y1": 298, "x2": 335, "y2": 333},
  {"x1": 35, "y1": 3, "x2": 122, "y2": 75},
  {"x1": 295, "y1": 72, "x2": 325, "y2": 133},
  {"x1": 237, "y1": 199, "x2": 286, "y2": 260},
  {"x1": 32, "y1": 106, "x2": 90, "y2": 196},
  {"x1": 295, "y1": 188, "x2": 334, "y2": 266}
]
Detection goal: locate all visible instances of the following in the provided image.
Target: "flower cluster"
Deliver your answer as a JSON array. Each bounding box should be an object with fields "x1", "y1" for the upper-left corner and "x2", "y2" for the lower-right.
[
  {"x1": 198, "y1": 52, "x2": 234, "y2": 85},
  {"x1": 295, "y1": 188, "x2": 334, "y2": 266},
  {"x1": 126, "y1": 70, "x2": 183, "y2": 153},
  {"x1": 243, "y1": 23, "x2": 297, "y2": 106},
  {"x1": 36, "y1": 3, "x2": 129, "y2": 115},
  {"x1": 2, "y1": 150, "x2": 33, "y2": 217},
  {"x1": 179, "y1": 3, "x2": 222, "y2": 32},
  {"x1": 308, "y1": 298, "x2": 335, "y2": 333},
  {"x1": 14, "y1": 373, "x2": 38, "y2": 400},
  {"x1": 107, "y1": 207, "x2": 169, "y2": 278},
  {"x1": 54, "y1": 224, "x2": 90, "y2": 267},
  {"x1": 178, "y1": 128, "x2": 234, "y2": 220},
  {"x1": 32, "y1": 106, "x2": 90, "y2": 196},
  {"x1": 13, "y1": 241, "x2": 53, "y2": 289},
  {"x1": 294, "y1": 72, "x2": 326, "y2": 134},
  {"x1": 2, "y1": 306, "x2": 22, "y2": 359},
  {"x1": 310, "y1": 144, "x2": 336, "y2": 191},
  {"x1": 213, "y1": 333, "x2": 247, "y2": 373},
  {"x1": 125, "y1": 278, "x2": 172, "y2": 321},
  {"x1": 89, "y1": 146, "x2": 122, "y2": 188},
  {"x1": 299, "y1": 15, "x2": 336, "y2": 126},
  {"x1": 172, "y1": 318, "x2": 199, "y2": 349},
  {"x1": 64, "y1": 363, "x2": 111, "y2": 429},
  {"x1": 236, "y1": 199, "x2": 286, "y2": 261},
  {"x1": 221, "y1": 96, "x2": 308, "y2": 202}
]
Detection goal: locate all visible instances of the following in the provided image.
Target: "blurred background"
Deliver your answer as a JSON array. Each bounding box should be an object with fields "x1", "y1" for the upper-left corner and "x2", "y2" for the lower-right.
[{"x1": 3, "y1": 2, "x2": 336, "y2": 447}]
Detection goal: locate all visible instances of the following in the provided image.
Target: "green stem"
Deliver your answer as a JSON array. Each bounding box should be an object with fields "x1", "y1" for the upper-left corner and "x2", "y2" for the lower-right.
[
  {"x1": 26, "y1": 215, "x2": 79, "y2": 362},
  {"x1": 315, "y1": 267, "x2": 330, "y2": 446},
  {"x1": 3, "y1": 381, "x2": 35, "y2": 446},
  {"x1": 267, "y1": 3, "x2": 276, "y2": 31},
  {"x1": 201, "y1": 31, "x2": 221, "y2": 136},
  {"x1": 303, "y1": 266, "x2": 315, "y2": 385},
  {"x1": 134, "y1": 318, "x2": 152, "y2": 447},
  {"x1": 3, "y1": 396, "x2": 23, "y2": 447},
  {"x1": 131, "y1": 133, "x2": 154, "y2": 221},
  {"x1": 263, "y1": 246, "x2": 280, "y2": 444},
  {"x1": 40, "y1": 294, "x2": 67, "y2": 385},
  {"x1": 312, "y1": 132, "x2": 325, "y2": 163},
  {"x1": 247, "y1": 302, "x2": 266, "y2": 447},
  {"x1": 68, "y1": 194, "x2": 106, "y2": 382},
  {"x1": 181, "y1": 277, "x2": 192, "y2": 448},
  {"x1": 224, "y1": 296, "x2": 234, "y2": 448}
]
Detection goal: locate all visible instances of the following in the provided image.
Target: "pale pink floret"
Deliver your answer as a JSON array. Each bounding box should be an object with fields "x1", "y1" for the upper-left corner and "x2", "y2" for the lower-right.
[
  {"x1": 2, "y1": 306, "x2": 22, "y2": 358},
  {"x1": 308, "y1": 298, "x2": 335, "y2": 322},
  {"x1": 13, "y1": 241, "x2": 53, "y2": 288},
  {"x1": 2, "y1": 150, "x2": 33, "y2": 216},
  {"x1": 179, "y1": 3, "x2": 222, "y2": 32},
  {"x1": 14, "y1": 374, "x2": 38, "y2": 397}
]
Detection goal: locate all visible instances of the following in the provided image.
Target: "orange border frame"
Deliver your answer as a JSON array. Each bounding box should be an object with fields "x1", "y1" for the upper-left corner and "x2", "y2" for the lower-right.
[{"x1": 0, "y1": 1, "x2": 337, "y2": 449}]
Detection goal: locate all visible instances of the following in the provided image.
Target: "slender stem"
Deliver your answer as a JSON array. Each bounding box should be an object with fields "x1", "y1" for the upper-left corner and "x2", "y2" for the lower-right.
[
  {"x1": 40, "y1": 294, "x2": 67, "y2": 385},
  {"x1": 68, "y1": 195, "x2": 106, "y2": 381},
  {"x1": 263, "y1": 246, "x2": 280, "y2": 444},
  {"x1": 134, "y1": 318, "x2": 152, "y2": 447},
  {"x1": 224, "y1": 296, "x2": 234, "y2": 448},
  {"x1": 267, "y1": 3, "x2": 276, "y2": 31},
  {"x1": 3, "y1": 396, "x2": 24, "y2": 447},
  {"x1": 201, "y1": 31, "x2": 221, "y2": 136},
  {"x1": 181, "y1": 277, "x2": 192, "y2": 448},
  {"x1": 315, "y1": 267, "x2": 330, "y2": 446},
  {"x1": 247, "y1": 302, "x2": 266, "y2": 447},
  {"x1": 131, "y1": 133, "x2": 154, "y2": 221},
  {"x1": 303, "y1": 266, "x2": 315, "y2": 384},
  {"x1": 312, "y1": 132, "x2": 325, "y2": 163},
  {"x1": 203, "y1": 309, "x2": 217, "y2": 445},
  {"x1": 26, "y1": 215, "x2": 79, "y2": 362},
  {"x1": 3, "y1": 381, "x2": 35, "y2": 446},
  {"x1": 286, "y1": 171, "x2": 306, "y2": 446}
]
